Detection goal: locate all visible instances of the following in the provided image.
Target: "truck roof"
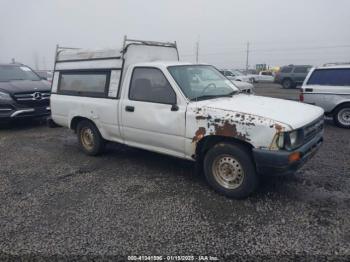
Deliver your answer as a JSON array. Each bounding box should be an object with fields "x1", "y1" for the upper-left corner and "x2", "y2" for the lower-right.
[
  {"x1": 316, "y1": 64, "x2": 350, "y2": 69},
  {"x1": 57, "y1": 48, "x2": 121, "y2": 62},
  {"x1": 132, "y1": 61, "x2": 205, "y2": 67}
]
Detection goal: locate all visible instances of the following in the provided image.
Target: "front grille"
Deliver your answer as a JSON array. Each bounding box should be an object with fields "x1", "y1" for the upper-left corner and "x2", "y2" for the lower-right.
[
  {"x1": 304, "y1": 117, "x2": 324, "y2": 141},
  {"x1": 13, "y1": 91, "x2": 50, "y2": 107}
]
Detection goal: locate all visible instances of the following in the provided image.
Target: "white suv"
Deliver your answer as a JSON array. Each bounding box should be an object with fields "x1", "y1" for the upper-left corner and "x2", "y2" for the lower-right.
[{"x1": 301, "y1": 64, "x2": 350, "y2": 128}]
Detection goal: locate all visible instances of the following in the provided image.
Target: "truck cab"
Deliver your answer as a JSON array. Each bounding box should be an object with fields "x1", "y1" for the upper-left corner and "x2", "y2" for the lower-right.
[{"x1": 51, "y1": 37, "x2": 325, "y2": 199}]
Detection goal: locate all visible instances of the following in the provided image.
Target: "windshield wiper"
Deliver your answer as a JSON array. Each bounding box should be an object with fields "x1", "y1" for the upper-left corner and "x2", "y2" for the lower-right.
[{"x1": 190, "y1": 91, "x2": 238, "y2": 101}]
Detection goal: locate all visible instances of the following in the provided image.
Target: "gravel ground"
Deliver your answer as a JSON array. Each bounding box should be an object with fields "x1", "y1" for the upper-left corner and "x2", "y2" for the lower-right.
[{"x1": 0, "y1": 85, "x2": 349, "y2": 261}]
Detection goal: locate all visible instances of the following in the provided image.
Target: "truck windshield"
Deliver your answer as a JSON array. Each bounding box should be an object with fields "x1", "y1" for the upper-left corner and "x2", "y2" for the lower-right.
[
  {"x1": 168, "y1": 65, "x2": 239, "y2": 101},
  {"x1": 0, "y1": 66, "x2": 41, "y2": 82},
  {"x1": 232, "y1": 70, "x2": 243, "y2": 76}
]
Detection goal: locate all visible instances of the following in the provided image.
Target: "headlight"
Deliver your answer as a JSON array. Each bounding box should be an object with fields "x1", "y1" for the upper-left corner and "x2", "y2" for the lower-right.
[
  {"x1": 0, "y1": 91, "x2": 12, "y2": 101},
  {"x1": 275, "y1": 129, "x2": 304, "y2": 150},
  {"x1": 286, "y1": 129, "x2": 304, "y2": 150},
  {"x1": 289, "y1": 130, "x2": 298, "y2": 145}
]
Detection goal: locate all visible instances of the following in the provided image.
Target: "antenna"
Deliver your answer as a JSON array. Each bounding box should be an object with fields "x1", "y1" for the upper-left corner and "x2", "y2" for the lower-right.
[{"x1": 195, "y1": 37, "x2": 200, "y2": 64}]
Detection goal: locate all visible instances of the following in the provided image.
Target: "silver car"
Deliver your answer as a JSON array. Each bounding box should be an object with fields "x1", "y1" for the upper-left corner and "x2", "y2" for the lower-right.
[{"x1": 301, "y1": 64, "x2": 350, "y2": 128}]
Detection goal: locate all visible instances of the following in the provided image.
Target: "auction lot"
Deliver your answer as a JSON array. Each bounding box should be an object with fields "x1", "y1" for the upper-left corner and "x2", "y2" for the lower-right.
[{"x1": 0, "y1": 84, "x2": 349, "y2": 260}]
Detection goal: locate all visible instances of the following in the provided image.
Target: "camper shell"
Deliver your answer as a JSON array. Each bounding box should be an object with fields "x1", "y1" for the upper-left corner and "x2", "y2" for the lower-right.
[{"x1": 51, "y1": 37, "x2": 179, "y2": 98}]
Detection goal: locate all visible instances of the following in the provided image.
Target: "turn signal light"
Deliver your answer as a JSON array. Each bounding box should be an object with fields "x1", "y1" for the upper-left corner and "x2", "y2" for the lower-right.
[{"x1": 288, "y1": 152, "x2": 301, "y2": 163}]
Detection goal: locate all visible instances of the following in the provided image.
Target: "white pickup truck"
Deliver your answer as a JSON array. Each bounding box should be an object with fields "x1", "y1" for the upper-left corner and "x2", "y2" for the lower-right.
[{"x1": 50, "y1": 37, "x2": 325, "y2": 198}]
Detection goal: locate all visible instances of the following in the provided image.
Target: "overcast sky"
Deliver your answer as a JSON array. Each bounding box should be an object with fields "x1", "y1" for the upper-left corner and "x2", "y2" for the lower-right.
[{"x1": 0, "y1": 0, "x2": 349, "y2": 70}]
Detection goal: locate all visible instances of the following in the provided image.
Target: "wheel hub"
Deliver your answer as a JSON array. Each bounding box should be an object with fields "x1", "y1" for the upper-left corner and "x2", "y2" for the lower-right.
[
  {"x1": 81, "y1": 127, "x2": 94, "y2": 150},
  {"x1": 212, "y1": 155, "x2": 245, "y2": 189},
  {"x1": 338, "y1": 108, "x2": 350, "y2": 126}
]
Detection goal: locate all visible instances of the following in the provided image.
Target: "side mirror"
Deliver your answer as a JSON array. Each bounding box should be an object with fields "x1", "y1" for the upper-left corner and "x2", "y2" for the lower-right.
[{"x1": 171, "y1": 104, "x2": 179, "y2": 111}]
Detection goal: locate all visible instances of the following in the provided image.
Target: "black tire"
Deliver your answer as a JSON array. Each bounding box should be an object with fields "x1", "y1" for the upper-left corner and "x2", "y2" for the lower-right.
[
  {"x1": 282, "y1": 78, "x2": 293, "y2": 89},
  {"x1": 76, "y1": 120, "x2": 105, "y2": 155},
  {"x1": 203, "y1": 142, "x2": 258, "y2": 199},
  {"x1": 333, "y1": 104, "x2": 350, "y2": 129}
]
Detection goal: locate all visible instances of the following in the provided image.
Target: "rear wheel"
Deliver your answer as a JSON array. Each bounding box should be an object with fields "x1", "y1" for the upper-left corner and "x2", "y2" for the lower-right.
[
  {"x1": 203, "y1": 142, "x2": 258, "y2": 199},
  {"x1": 334, "y1": 105, "x2": 350, "y2": 128},
  {"x1": 282, "y1": 78, "x2": 293, "y2": 89},
  {"x1": 77, "y1": 120, "x2": 105, "y2": 155}
]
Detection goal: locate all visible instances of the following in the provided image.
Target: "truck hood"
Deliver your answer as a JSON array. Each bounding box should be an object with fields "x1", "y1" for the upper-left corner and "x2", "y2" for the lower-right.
[
  {"x1": 0, "y1": 80, "x2": 51, "y2": 94},
  {"x1": 199, "y1": 94, "x2": 324, "y2": 129}
]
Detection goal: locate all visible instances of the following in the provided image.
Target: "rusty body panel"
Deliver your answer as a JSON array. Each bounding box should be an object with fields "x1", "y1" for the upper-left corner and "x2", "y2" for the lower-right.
[{"x1": 184, "y1": 96, "x2": 291, "y2": 158}]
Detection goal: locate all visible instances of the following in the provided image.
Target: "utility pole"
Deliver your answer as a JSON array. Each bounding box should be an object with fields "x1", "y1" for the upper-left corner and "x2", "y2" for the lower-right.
[
  {"x1": 195, "y1": 40, "x2": 199, "y2": 64},
  {"x1": 245, "y1": 41, "x2": 250, "y2": 75},
  {"x1": 42, "y1": 56, "x2": 47, "y2": 70},
  {"x1": 34, "y1": 51, "x2": 39, "y2": 70}
]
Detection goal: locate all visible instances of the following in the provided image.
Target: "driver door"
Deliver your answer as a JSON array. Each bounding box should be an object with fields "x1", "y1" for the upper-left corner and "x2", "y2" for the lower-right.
[{"x1": 120, "y1": 67, "x2": 186, "y2": 157}]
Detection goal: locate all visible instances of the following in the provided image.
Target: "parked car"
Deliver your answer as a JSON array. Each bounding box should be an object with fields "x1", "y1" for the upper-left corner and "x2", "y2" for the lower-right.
[
  {"x1": 254, "y1": 71, "x2": 275, "y2": 83},
  {"x1": 0, "y1": 63, "x2": 51, "y2": 123},
  {"x1": 219, "y1": 70, "x2": 254, "y2": 93},
  {"x1": 300, "y1": 64, "x2": 350, "y2": 128},
  {"x1": 232, "y1": 80, "x2": 254, "y2": 94},
  {"x1": 51, "y1": 37, "x2": 324, "y2": 199},
  {"x1": 275, "y1": 65, "x2": 312, "y2": 89},
  {"x1": 230, "y1": 70, "x2": 274, "y2": 84},
  {"x1": 220, "y1": 69, "x2": 253, "y2": 82}
]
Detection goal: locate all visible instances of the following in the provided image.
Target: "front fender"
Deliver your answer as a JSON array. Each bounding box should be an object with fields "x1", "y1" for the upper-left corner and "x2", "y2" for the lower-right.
[{"x1": 185, "y1": 106, "x2": 291, "y2": 157}]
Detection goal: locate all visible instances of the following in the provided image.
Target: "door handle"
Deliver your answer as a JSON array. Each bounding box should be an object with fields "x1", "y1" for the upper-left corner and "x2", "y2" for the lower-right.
[{"x1": 125, "y1": 106, "x2": 135, "y2": 112}]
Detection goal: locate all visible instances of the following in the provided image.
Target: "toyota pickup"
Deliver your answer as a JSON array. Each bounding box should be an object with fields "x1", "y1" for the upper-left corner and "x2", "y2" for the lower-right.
[{"x1": 50, "y1": 37, "x2": 324, "y2": 198}]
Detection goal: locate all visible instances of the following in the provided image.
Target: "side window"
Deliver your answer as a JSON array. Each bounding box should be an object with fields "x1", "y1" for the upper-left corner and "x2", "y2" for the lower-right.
[
  {"x1": 108, "y1": 70, "x2": 121, "y2": 98},
  {"x1": 58, "y1": 71, "x2": 109, "y2": 97},
  {"x1": 129, "y1": 68, "x2": 176, "y2": 104},
  {"x1": 294, "y1": 66, "x2": 309, "y2": 73},
  {"x1": 281, "y1": 67, "x2": 293, "y2": 73},
  {"x1": 307, "y1": 69, "x2": 350, "y2": 86}
]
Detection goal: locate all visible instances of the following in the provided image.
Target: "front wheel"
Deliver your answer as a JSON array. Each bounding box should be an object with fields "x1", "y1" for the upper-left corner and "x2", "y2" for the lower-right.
[
  {"x1": 203, "y1": 143, "x2": 258, "y2": 199},
  {"x1": 77, "y1": 120, "x2": 105, "y2": 155},
  {"x1": 334, "y1": 105, "x2": 350, "y2": 128}
]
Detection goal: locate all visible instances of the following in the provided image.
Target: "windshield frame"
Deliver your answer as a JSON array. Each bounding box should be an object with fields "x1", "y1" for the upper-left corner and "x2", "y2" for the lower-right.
[
  {"x1": 0, "y1": 65, "x2": 41, "y2": 82},
  {"x1": 167, "y1": 64, "x2": 239, "y2": 102}
]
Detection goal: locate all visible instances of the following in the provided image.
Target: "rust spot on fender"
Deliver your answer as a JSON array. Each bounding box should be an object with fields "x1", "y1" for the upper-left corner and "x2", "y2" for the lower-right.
[
  {"x1": 214, "y1": 121, "x2": 237, "y2": 137},
  {"x1": 274, "y1": 123, "x2": 284, "y2": 132},
  {"x1": 192, "y1": 127, "x2": 206, "y2": 143},
  {"x1": 214, "y1": 121, "x2": 251, "y2": 141},
  {"x1": 195, "y1": 115, "x2": 212, "y2": 120}
]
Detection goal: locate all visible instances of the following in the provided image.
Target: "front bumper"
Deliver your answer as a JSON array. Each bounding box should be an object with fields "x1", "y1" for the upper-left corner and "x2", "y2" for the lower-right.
[
  {"x1": 0, "y1": 105, "x2": 51, "y2": 122},
  {"x1": 253, "y1": 131, "x2": 323, "y2": 176}
]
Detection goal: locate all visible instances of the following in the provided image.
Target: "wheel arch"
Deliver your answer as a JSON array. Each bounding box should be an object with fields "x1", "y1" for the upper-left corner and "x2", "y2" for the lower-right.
[
  {"x1": 282, "y1": 77, "x2": 293, "y2": 83},
  {"x1": 331, "y1": 101, "x2": 350, "y2": 114},
  {"x1": 70, "y1": 116, "x2": 96, "y2": 132},
  {"x1": 195, "y1": 135, "x2": 254, "y2": 160}
]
